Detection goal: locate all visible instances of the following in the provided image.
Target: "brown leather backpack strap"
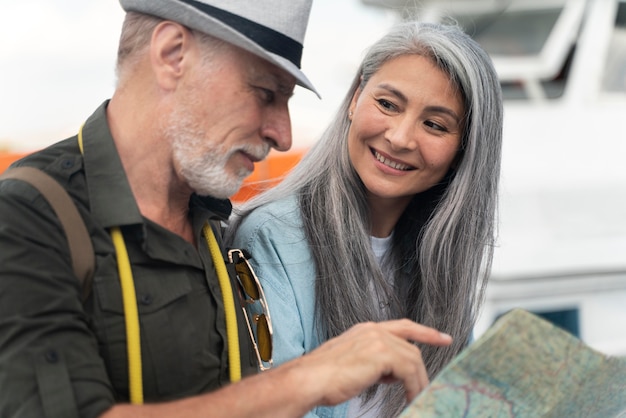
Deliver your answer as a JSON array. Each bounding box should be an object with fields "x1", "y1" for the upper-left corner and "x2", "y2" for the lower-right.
[{"x1": 0, "y1": 166, "x2": 94, "y2": 301}]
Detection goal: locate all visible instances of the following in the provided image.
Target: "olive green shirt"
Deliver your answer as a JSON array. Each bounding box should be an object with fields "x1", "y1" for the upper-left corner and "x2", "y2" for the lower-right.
[{"x1": 0, "y1": 102, "x2": 257, "y2": 418}]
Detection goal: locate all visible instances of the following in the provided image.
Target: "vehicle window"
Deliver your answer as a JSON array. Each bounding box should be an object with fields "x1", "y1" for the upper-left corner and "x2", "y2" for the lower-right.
[
  {"x1": 601, "y1": 2, "x2": 626, "y2": 93},
  {"x1": 451, "y1": 5, "x2": 574, "y2": 101},
  {"x1": 499, "y1": 48, "x2": 573, "y2": 101},
  {"x1": 457, "y1": 8, "x2": 561, "y2": 56}
]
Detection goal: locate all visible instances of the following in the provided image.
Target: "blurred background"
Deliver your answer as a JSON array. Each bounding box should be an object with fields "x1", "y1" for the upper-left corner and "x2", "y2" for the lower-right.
[
  {"x1": 1, "y1": 0, "x2": 625, "y2": 355},
  {"x1": 0, "y1": 0, "x2": 395, "y2": 152}
]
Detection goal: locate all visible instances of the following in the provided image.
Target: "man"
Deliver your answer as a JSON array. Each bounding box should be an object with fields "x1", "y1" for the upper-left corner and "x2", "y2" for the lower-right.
[{"x1": 0, "y1": 1, "x2": 452, "y2": 417}]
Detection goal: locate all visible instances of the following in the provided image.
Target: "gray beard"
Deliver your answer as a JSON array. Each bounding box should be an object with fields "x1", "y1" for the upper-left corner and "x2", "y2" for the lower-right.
[
  {"x1": 173, "y1": 135, "x2": 248, "y2": 199},
  {"x1": 168, "y1": 109, "x2": 267, "y2": 199}
]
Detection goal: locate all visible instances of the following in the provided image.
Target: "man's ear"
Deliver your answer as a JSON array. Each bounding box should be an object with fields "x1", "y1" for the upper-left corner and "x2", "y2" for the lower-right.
[{"x1": 150, "y1": 21, "x2": 190, "y2": 90}]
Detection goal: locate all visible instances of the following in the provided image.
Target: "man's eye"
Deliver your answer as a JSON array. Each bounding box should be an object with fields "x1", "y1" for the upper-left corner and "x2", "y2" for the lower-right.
[{"x1": 258, "y1": 87, "x2": 275, "y2": 103}]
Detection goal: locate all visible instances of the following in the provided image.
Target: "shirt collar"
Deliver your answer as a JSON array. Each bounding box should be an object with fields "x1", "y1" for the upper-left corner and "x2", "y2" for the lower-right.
[{"x1": 81, "y1": 100, "x2": 232, "y2": 228}]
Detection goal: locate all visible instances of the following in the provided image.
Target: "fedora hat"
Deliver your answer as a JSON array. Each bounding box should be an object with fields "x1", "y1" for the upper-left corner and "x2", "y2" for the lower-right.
[{"x1": 119, "y1": 0, "x2": 318, "y2": 96}]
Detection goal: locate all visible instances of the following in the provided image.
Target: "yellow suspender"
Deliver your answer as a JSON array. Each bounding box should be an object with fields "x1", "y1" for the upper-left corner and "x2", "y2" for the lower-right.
[
  {"x1": 110, "y1": 226, "x2": 144, "y2": 404},
  {"x1": 78, "y1": 126, "x2": 144, "y2": 404},
  {"x1": 203, "y1": 223, "x2": 242, "y2": 382}
]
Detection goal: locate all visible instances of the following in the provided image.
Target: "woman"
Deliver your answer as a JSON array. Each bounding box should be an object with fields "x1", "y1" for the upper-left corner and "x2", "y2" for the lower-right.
[{"x1": 227, "y1": 21, "x2": 503, "y2": 417}]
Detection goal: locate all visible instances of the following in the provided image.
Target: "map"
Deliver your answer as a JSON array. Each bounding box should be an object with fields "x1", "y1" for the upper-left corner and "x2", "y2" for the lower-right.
[{"x1": 399, "y1": 309, "x2": 626, "y2": 418}]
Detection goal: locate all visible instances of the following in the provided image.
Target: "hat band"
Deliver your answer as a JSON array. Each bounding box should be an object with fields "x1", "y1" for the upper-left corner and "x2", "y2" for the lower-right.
[{"x1": 180, "y1": 0, "x2": 303, "y2": 68}]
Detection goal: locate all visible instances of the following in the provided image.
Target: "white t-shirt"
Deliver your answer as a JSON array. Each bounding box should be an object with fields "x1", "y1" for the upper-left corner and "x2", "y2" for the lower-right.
[
  {"x1": 370, "y1": 234, "x2": 392, "y2": 265},
  {"x1": 346, "y1": 234, "x2": 394, "y2": 418}
]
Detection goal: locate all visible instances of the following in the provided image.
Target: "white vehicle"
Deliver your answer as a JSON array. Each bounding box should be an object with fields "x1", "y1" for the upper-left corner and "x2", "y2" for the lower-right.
[{"x1": 363, "y1": 0, "x2": 626, "y2": 355}]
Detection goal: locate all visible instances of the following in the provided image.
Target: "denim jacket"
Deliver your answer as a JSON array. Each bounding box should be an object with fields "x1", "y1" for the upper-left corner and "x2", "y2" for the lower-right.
[{"x1": 231, "y1": 195, "x2": 348, "y2": 418}]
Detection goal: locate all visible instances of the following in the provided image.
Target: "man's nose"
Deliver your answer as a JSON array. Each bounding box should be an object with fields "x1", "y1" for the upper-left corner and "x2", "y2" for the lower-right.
[{"x1": 262, "y1": 107, "x2": 292, "y2": 152}]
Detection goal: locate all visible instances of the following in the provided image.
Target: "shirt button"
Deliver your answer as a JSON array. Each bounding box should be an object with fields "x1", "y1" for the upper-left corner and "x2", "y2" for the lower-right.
[
  {"x1": 61, "y1": 159, "x2": 74, "y2": 169},
  {"x1": 45, "y1": 349, "x2": 59, "y2": 363},
  {"x1": 140, "y1": 293, "x2": 153, "y2": 305}
]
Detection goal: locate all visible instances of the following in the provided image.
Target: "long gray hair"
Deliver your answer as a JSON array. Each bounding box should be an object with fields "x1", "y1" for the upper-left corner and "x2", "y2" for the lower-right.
[{"x1": 228, "y1": 21, "x2": 502, "y2": 416}]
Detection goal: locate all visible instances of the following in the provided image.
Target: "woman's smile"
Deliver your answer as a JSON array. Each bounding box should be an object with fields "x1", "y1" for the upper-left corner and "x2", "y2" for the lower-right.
[{"x1": 371, "y1": 148, "x2": 415, "y2": 172}]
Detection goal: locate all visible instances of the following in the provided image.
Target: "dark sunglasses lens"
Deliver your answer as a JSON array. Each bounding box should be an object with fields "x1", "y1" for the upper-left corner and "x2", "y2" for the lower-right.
[
  {"x1": 235, "y1": 261, "x2": 260, "y2": 300},
  {"x1": 230, "y1": 250, "x2": 273, "y2": 365},
  {"x1": 256, "y1": 313, "x2": 272, "y2": 362}
]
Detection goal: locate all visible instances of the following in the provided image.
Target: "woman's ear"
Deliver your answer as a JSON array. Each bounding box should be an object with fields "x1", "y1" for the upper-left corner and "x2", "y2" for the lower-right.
[
  {"x1": 349, "y1": 77, "x2": 364, "y2": 119},
  {"x1": 150, "y1": 21, "x2": 189, "y2": 90}
]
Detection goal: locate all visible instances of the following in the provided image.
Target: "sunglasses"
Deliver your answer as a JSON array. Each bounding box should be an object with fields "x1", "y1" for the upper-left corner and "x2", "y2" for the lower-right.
[{"x1": 227, "y1": 248, "x2": 273, "y2": 371}]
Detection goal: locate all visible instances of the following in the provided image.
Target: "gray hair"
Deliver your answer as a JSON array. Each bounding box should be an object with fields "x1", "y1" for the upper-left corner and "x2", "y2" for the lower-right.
[
  {"x1": 116, "y1": 12, "x2": 230, "y2": 84},
  {"x1": 229, "y1": 21, "x2": 502, "y2": 415}
]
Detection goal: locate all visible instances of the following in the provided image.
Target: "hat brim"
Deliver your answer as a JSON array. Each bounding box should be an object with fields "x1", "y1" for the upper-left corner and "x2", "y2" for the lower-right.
[{"x1": 120, "y1": 0, "x2": 319, "y2": 97}]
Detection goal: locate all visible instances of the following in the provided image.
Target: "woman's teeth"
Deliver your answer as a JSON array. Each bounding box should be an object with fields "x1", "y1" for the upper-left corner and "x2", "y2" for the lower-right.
[{"x1": 374, "y1": 151, "x2": 411, "y2": 171}]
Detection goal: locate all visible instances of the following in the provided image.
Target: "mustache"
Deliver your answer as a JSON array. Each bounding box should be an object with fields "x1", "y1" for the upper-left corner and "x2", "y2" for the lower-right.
[{"x1": 235, "y1": 142, "x2": 271, "y2": 163}]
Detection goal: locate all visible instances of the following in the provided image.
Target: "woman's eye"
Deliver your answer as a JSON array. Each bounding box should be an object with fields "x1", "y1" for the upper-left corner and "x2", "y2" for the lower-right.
[
  {"x1": 425, "y1": 120, "x2": 447, "y2": 132},
  {"x1": 376, "y1": 98, "x2": 395, "y2": 111}
]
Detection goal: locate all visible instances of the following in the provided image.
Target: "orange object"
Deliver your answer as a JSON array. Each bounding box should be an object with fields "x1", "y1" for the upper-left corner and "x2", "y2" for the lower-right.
[
  {"x1": 0, "y1": 149, "x2": 304, "y2": 202},
  {"x1": 0, "y1": 152, "x2": 29, "y2": 173},
  {"x1": 231, "y1": 149, "x2": 305, "y2": 202}
]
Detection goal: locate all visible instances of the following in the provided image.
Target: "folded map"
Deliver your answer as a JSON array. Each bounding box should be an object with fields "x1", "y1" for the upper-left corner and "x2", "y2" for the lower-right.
[{"x1": 400, "y1": 309, "x2": 626, "y2": 417}]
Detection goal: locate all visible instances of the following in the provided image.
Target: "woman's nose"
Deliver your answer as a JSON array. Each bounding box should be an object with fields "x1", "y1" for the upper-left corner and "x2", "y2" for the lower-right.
[{"x1": 385, "y1": 116, "x2": 418, "y2": 151}]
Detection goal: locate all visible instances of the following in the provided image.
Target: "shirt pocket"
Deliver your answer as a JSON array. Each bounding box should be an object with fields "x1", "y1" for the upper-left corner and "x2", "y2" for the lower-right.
[{"x1": 93, "y1": 268, "x2": 195, "y2": 401}]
